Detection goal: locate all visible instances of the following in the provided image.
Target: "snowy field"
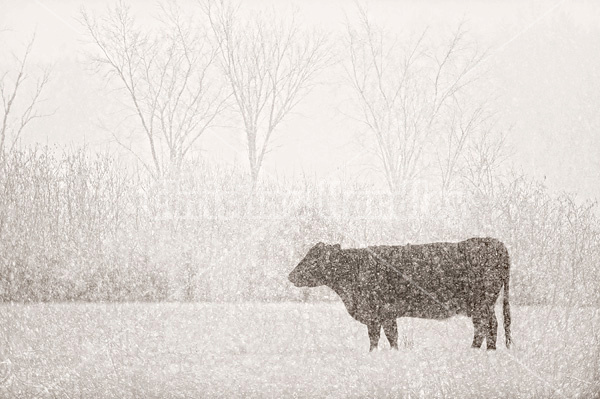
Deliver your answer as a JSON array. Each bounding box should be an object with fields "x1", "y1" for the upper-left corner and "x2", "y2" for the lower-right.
[{"x1": 0, "y1": 302, "x2": 598, "y2": 398}]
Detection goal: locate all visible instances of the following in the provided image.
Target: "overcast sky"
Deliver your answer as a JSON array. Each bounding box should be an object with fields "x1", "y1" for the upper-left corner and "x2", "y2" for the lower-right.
[{"x1": 1, "y1": 0, "x2": 599, "y2": 200}]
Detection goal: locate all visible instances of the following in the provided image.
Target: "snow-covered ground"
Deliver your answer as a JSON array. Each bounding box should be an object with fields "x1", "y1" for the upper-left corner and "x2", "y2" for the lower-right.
[{"x1": 0, "y1": 302, "x2": 598, "y2": 398}]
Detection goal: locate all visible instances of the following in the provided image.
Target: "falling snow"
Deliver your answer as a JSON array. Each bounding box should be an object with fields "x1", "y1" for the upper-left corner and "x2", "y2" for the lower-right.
[{"x1": 1, "y1": 0, "x2": 600, "y2": 398}]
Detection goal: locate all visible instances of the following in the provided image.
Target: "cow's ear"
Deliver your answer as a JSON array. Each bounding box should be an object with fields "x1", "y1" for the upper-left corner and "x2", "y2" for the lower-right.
[{"x1": 313, "y1": 242, "x2": 326, "y2": 256}]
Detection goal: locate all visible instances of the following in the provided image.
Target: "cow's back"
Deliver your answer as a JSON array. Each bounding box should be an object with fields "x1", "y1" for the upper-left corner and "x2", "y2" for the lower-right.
[{"x1": 360, "y1": 242, "x2": 471, "y2": 320}]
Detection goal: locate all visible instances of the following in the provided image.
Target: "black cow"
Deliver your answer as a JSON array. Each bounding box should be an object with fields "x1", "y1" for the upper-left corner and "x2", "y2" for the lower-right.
[{"x1": 288, "y1": 237, "x2": 512, "y2": 351}]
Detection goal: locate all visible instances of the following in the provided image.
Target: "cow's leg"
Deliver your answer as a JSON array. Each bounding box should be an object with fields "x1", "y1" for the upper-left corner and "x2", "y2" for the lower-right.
[
  {"x1": 471, "y1": 309, "x2": 486, "y2": 349},
  {"x1": 382, "y1": 319, "x2": 398, "y2": 350},
  {"x1": 486, "y1": 306, "x2": 498, "y2": 350},
  {"x1": 367, "y1": 322, "x2": 381, "y2": 351}
]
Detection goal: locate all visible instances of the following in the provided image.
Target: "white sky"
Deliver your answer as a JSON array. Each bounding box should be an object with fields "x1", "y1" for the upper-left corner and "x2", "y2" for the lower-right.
[{"x1": 1, "y1": 0, "x2": 599, "y2": 200}]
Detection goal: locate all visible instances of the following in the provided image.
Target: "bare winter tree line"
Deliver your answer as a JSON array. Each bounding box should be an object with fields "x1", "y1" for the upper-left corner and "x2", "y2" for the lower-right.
[
  {"x1": 0, "y1": 33, "x2": 51, "y2": 159},
  {"x1": 344, "y1": 8, "x2": 505, "y2": 200},
  {"x1": 0, "y1": 1, "x2": 598, "y2": 306},
  {"x1": 80, "y1": 0, "x2": 330, "y2": 184}
]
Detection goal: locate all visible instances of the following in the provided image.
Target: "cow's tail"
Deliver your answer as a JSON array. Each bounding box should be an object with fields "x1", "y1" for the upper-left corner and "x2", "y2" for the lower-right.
[{"x1": 502, "y1": 245, "x2": 512, "y2": 349}]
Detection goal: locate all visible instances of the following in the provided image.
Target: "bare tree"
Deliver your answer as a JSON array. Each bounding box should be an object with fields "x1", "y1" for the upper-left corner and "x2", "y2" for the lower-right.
[
  {"x1": 345, "y1": 8, "x2": 486, "y2": 195},
  {"x1": 203, "y1": 0, "x2": 330, "y2": 185},
  {"x1": 82, "y1": 1, "x2": 229, "y2": 178},
  {"x1": 0, "y1": 35, "x2": 51, "y2": 158},
  {"x1": 462, "y1": 118, "x2": 508, "y2": 199}
]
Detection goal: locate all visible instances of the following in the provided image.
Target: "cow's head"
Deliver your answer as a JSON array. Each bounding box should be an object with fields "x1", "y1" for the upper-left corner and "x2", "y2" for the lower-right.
[{"x1": 288, "y1": 242, "x2": 341, "y2": 287}]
